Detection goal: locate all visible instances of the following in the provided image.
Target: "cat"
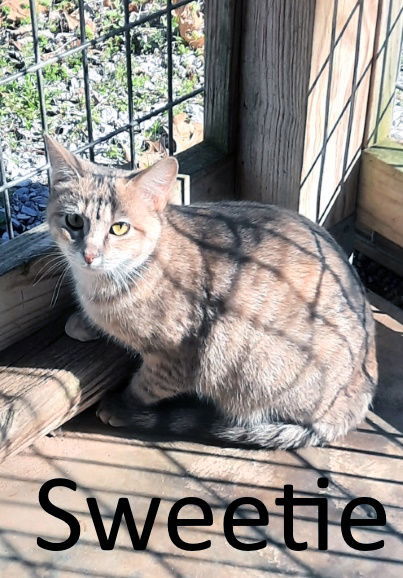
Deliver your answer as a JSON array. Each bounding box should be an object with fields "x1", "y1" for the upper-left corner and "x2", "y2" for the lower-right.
[{"x1": 45, "y1": 135, "x2": 377, "y2": 449}]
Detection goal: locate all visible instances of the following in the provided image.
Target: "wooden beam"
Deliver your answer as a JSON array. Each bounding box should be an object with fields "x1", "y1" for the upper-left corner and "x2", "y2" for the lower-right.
[
  {"x1": 0, "y1": 318, "x2": 137, "y2": 462},
  {"x1": 237, "y1": 0, "x2": 389, "y2": 231},
  {"x1": 356, "y1": 139, "x2": 403, "y2": 248},
  {"x1": 237, "y1": 0, "x2": 316, "y2": 209},
  {"x1": 204, "y1": 0, "x2": 242, "y2": 154}
]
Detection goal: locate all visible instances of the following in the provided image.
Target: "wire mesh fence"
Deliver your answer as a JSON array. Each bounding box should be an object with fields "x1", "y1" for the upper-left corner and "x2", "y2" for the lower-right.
[{"x1": 0, "y1": 0, "x2": 205, "y2": 241}]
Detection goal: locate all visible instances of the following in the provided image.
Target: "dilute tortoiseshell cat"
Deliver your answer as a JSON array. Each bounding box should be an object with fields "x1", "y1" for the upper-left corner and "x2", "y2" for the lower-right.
[{"x1": 45, "y1": 136, "x2": 377, "y2": 449}]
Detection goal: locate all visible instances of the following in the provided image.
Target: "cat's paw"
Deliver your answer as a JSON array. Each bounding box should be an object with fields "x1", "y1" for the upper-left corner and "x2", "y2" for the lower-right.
[
  {"x1": 65, "y1": 312, "x2": 100, "y2": 342},
  {"x1": 97, "y1": 388, "x2": 142, "y2": 427}
]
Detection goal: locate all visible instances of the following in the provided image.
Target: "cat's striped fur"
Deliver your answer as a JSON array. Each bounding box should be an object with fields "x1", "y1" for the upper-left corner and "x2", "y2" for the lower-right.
[{"x1": 46, "y1": 136, "x2": 377, "y2": 449}]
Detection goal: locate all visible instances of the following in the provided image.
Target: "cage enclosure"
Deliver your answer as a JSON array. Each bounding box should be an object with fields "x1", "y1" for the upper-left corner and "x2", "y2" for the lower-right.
[{"x1": 0, "y1": 1, "x2": 402, "y2": 575}]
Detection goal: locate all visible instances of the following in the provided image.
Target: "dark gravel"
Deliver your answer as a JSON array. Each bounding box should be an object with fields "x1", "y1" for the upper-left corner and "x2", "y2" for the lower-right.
[{"x1": 1, "y1": 180, "x2": 49, "y2": 241}]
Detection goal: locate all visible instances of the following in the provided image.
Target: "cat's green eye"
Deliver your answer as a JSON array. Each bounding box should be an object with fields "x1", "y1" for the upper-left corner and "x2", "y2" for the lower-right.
[
  {"x1": 110, "y1": 222, "x2": 130, "y2": 236},
  {"x1": 65, "y1": 214, "x2": 84, "y2": 230}
]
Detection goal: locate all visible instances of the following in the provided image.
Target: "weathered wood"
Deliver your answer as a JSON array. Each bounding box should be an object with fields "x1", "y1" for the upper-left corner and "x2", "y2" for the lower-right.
[
  {"x1": 355, "y1": 230, "x2": 403, "y2": 277},
  {"x1": 0, "y1": 223, "x2": 53, "y2": 276},
  {"x1": 364, "y1": 0, "x2": 403, "y2": 146},
  {"x1": 0, "y1": 248, "x2": 72, "y2": 352},
  {"x1": 179, "y1": 141, "x2": 236, "y2": 202},
  {"x1": 356, "y1": 139, "x2": 403, "y2": 248},
  {"x1": 237, "y1": 0, "x2": 316, "y2": 209},
  {"x1": 237, "y1": 0, "x2": 392, "y2": 231},
  {"x1": 299, "y1": 0, "x2": 379, "y2": 226},
  {"x1": 0, "y1": 319, "x2": 136, "y2": 461},
  {"x1": 204, "y1": 0, "x2": 241, "y2": 153}
]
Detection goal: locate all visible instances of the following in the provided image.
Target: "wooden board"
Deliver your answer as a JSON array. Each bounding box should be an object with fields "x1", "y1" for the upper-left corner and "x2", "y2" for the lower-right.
[
  {"x1": 356, "y1": 139, "x2": 403, "y2": 248},
  {"x1": 299, "y1": 0, "x2": 379, "y2": 227},
  {"x1": 0, "y1": 318, "x2": 137, "y2": 461},
  {"x1": 0, "y1": 240, "x2": 72, "y2": 352}
]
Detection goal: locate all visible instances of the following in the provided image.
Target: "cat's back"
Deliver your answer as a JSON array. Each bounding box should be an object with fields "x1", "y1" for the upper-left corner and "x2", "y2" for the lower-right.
[{"x1": 166, "y1": 201, "x2": 370, "y2": 337}]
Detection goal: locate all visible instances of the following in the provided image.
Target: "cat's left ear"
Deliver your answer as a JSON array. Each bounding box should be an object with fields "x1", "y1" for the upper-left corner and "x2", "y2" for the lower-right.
[
  {"x1": 44, "y1": 135, "x2": 87, "y2": 189},
  {"x1": 127, "y1": 157, "x2": 179, "y2": 212}
]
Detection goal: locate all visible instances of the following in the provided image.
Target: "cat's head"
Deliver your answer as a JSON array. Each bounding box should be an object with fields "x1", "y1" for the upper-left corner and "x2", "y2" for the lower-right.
[{"x1": 45, "y1": 136, "x2": 178, "y2": 278}]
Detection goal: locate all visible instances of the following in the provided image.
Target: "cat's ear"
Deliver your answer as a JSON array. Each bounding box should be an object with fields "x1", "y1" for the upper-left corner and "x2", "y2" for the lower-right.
[
  {"x1": 127, "y1": 157, "x2": 179, "y2": 212},
  {"x1": 44, "y1": 135, "x2": 86, "y2": 188}
]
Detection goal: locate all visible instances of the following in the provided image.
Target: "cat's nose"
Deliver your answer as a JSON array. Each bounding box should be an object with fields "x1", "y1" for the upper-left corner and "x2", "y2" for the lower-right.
[{"x1": 84, "y1": 250, "x2": 98, "y2": 265}]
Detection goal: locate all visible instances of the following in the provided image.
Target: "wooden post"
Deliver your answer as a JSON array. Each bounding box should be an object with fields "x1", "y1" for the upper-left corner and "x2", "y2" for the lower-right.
[
  {"x1": 237, "y1": 0, "x2": 385, "y2": 236},
  {"x1": 237, "y1": 0, "x2": 316, "y2": 209}
]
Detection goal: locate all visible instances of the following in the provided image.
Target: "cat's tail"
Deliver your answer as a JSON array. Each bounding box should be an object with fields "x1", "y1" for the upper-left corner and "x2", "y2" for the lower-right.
[
  {"x1": 212, "y1": 422, "x2": 323, "y2": 449},
  {"x1": 119, "y1": 396, "x2": 325, "y2": 450}
]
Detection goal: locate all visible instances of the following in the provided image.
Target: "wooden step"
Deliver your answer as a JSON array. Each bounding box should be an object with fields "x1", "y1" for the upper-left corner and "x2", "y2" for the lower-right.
[{"x1": 0, "y1": 314, "x2": 137, "y2": 461}]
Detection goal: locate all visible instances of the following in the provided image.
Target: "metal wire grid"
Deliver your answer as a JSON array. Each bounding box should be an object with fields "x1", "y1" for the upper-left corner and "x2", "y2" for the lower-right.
[{"x1": 0, "y1": 0, "x2": 204, "y2": 240}]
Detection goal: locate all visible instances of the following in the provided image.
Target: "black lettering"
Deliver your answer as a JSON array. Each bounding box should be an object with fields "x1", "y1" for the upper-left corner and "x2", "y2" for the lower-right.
[
  {"x1": 223, "y1": 497, "x2": 268, "y2": 551},
  {"x1": 168, "y1": 498, "x2": 212, "y2": 551},
  {"x1": 37, "y1": 478, "x2": 80, "y2": 551},
  {"x1": 87, "y1": 497, "x2": 160, "y2": 550},
  {"x1": 276, "y1": 482, "x2": 328, "y2": 551},
  {"x1": 341, "y1": 498, "x2": 386, "y2": 551}
]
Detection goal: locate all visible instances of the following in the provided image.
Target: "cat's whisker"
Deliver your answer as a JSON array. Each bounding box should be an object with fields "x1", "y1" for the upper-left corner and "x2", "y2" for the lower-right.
[
  {"x1": 34, "y1": 258, "x2": 67, "y2": 285},
  {"x1": 33, "y1": 254, "x2": 66, "y2": 282},
  {"x1": 50, "y1": 267, "x2": 69, "y2": 308}
]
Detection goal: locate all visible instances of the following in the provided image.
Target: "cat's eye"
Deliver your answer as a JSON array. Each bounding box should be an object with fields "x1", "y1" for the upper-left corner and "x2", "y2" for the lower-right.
[
  {"x1": 65, "y1": 213, "x2": 84, "y2": 230},
  {"x1": 110, "y1": 222, "x2": 130, "y2": 236}
]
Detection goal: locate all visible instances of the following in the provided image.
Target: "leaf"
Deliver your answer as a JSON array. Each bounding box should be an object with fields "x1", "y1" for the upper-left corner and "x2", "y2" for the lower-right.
[
  {"x1": 173, "y1": 112, "x2": 203, "y2": 153},
  {"x1": 138, "y1": 139, "x2": 167, "y2": 170},
  {"x1": 0, "y1": 0, "x2": 47, "y2": 25},
  {"x1": 173, "y1": 0, "x2": 204, "y2": 49}
]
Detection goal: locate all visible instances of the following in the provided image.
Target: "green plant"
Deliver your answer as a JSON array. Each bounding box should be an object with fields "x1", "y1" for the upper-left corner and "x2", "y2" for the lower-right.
[{"x1": 144, "y1": 118, "x2": 164, "y2": 141}]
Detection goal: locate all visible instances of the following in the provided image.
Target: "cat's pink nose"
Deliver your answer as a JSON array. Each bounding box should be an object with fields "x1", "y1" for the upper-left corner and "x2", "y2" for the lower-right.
[{"x1": 84, "y1": 250, "x2": 98, "y2": 265}]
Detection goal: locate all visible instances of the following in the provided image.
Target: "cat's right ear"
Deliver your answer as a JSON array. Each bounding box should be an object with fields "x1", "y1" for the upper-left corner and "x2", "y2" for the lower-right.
[{"x1": 44, "y1": 135, "x2": 85, "y2": 189}]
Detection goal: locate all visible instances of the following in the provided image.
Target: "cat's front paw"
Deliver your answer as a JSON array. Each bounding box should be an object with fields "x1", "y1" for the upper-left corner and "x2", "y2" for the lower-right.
[
  {"x1": 97, "y1": 388, "x2": 143, "y2": 427},
  {"x1": 65, "y1": 312, "x2": 100, "y2": 342}
]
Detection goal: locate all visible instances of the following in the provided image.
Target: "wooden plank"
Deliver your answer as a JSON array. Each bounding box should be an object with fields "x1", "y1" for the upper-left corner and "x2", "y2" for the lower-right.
[
  {"x1": 0, "y1": 321, "x2": 137, "y2": 461},
  {"x1": 179, "y1": 141, "x2": 236, "y2": 201},
  {"x1": 0, "y1": 250, "x2": 71, "y2": 353},
  {"x1": 355, "y1": 230, "x2": 403, "y2": 277},
  {"x1": 299, "y1": 0, "x2": 379, "y2": 227},
  {"x1": 237, "y1": 0, "x2": 316, "y2": 209},
  {"x1": 204, "y1": 0, "x2": 241, "y2": 153},
  {"x1": 0, "y1": 223, "x2": 53, "y2": 276},
  {"x1": 364, "y1": 0, "x2": 403, "y2": 145},
  {"x1": 356, "y1": 139, "x2": 403, "y2": 248}
]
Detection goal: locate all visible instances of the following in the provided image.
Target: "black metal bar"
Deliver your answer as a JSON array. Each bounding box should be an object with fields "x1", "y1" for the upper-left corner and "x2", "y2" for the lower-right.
[
  {"x1": 315, "y1": 0, "x2": 339, "y2": 223},
  {"x1": 0, "y1": 140, "x2": 14, "y2": 239},
  {"x1": 78, "y1": 0, "x2": 95, "y2": 161},
  {"x1": 167, "y1": 0, "x2": 175, "y2": 155},
  {"x1": 28, "y1": 0, "x2": 48, "y2": 135},
  {"x1": 0, "y1": 87, "x2": 204, "y2": 194},
  {"x1": 0, "y1": 0, "x2": 195, "y2": 88},
  {"x1": 123, "y1": 0, "x2": 136, "y2": 169}
]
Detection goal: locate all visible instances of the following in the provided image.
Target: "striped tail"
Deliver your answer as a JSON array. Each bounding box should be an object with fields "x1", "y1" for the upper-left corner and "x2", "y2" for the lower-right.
[{"x1": 119, "y1": 396, "x2": 324, "y2": 450}]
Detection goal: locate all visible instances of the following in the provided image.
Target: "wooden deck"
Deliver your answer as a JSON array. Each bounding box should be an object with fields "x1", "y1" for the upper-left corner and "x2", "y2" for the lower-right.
[{"x1": 0, "y1": 292, "x2": 402, "y2": 576}]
